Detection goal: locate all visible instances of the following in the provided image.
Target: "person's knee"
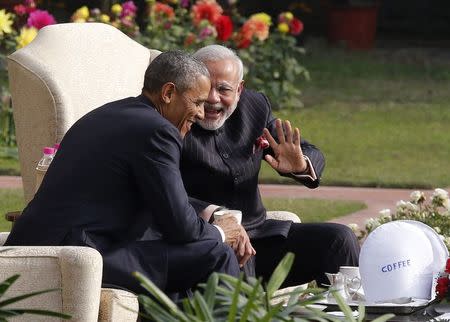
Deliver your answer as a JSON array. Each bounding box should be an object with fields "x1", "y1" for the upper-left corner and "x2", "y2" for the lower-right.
[
  {"x1": 330, "y1": 224, "x2": 360, "y2": 260},
  {"x1": 211, "y1": 242, "x2": 240, "y2": 277}
]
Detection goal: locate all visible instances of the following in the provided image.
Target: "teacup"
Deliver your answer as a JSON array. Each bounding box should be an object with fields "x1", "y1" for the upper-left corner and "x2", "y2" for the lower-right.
[
  {"x1": 214, "y1": 209, "x2": 242, "y2": 225},
  {"x1": 339, "y1": 266, "x2": 362, "y2": 299}
]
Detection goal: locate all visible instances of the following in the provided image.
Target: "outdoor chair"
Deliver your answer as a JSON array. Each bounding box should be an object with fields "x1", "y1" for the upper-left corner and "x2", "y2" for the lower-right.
[
  {"x1": 6, "y1": 22, "x2": 161, "y2": 322},
  {"x1": 5, "y1": 22, "x2": 302, "y2": 321}
]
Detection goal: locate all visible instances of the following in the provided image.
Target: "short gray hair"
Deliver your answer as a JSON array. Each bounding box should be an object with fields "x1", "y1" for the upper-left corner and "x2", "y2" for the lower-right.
[
  {"x1": 143, "y1": 50, "x2": 210, "y2": 94},
  {"x1": 194, "y1": 45, "x2": 244, "y2": 81}
]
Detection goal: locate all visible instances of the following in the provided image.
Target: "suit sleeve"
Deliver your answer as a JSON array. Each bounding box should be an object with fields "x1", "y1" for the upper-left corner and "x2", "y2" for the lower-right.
[
  {"x1": 133, "y1": 124, "x2": 221, "y2": 243},
  {"x1": 263, "y1": 94, "x2": 325, "y2": 188}
]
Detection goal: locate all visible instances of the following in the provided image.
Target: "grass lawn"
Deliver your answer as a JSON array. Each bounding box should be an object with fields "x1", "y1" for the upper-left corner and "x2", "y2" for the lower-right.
[
  {"x1": 260, "y1": 43, "x2": 450, "y2": 189},
  {"x1": 0, "y1": 189, "x2": 24, "y2": 232},
  {"x1": 0, "y1": 188, "x2": 365, "y2": 232},
  {"x1": 3, "y1": 44, "x2": 449, "y2": 188},
  {"x1": 262, "y1": 197, "x2": 366, "y2": 223}
]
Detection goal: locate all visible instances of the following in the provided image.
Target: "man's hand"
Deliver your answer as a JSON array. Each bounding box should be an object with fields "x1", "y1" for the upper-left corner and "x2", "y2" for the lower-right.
[
  {"x1": 263, "y1": 119, "x2": 307, "y2": 174},
  {"x1": 213, "y1": 214, "x2": 256, "y2": 267},
  {"x1": 232, "y1": 225, "x2": 256, "y2": 267}
]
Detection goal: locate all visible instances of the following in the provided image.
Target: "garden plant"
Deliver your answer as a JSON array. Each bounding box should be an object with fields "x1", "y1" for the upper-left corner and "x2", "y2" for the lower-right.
[
  {"x1": 0, "y1": 0, "x2": 309, "y2": 148},
  {"x1": 134, "y1": 252, "x2": 394, "y2": 321},
  {"x1": 349, "y1": 188, "x2": 450, "y2": 249}
]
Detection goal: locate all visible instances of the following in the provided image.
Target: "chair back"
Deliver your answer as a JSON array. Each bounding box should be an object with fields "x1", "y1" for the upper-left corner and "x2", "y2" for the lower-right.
[{"x1": 7, "y1": 23, "x2": 161, "y2": 202}]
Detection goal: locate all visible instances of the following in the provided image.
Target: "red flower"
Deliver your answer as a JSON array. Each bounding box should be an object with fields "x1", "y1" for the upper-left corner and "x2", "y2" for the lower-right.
[
  {"x1": 151, "y1": 2, "x2": 175, "y2": 23},
  {"x1": 215, "y1": 15, "x2": 233, "y2": 41},
  {"x1": 14, "y1": 4, "x2": 27, "y2": 16},
  {"x1": 256, "y1": 135, "x2": 269, "y2": 150},
  {"x1": 436, "y1": 276, "x2": 449, "y2": 299},
  {"x1": 289, "y1": 18, "x2": 303, "y2": 36},
  {"x1": 236, "y1": 35, "x2": 251, "y2": 49},
  {"x1": 446, "y1": 258, "x2": 450, "y2": 273},
  {"x1": 27, "y1": 9, "x2": 56, "y2": 30},
  {"x1": 191, "y1": 0, "x2": 223, "y2": 26}
]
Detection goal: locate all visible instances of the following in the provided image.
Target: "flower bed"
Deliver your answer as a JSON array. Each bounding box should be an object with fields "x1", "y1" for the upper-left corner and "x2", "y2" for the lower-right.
[{"x1": 0, "y1": 0, "x2": 310, "y2": 147}]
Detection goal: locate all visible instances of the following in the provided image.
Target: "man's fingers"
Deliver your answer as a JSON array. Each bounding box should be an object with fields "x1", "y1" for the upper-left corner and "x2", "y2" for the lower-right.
[
  {"x1": 263, "y1": 128, "x2": 277, "y2": 149},
  {"x1": 285, "y1": 120, "x2": 293, "y2": 143},
  {"x1": 264, "y1": 154, "x2": 278, "y2": 170},
  {"x1": 293, "y1": 127, "x2": 300, "y2": 146},
  {"x1": 275, "y1": 119, "x2": 285, "y2": 144},
  {"x1": 239, "y1": 252, "x2": 252, "y2": 267}
]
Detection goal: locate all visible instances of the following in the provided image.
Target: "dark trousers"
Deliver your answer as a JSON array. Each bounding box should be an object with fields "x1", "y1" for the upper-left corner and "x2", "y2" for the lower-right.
[
  {"x1": 102, "y1": 238, "x2": 240, "y2": 295},
  {"x1": 251, "y1": 223, "x2": 360, "y2": 287}
]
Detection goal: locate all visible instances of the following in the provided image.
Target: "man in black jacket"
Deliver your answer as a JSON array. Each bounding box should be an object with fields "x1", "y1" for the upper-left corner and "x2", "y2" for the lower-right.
[
  {"x1": 181, "y1": 45, "x2": 360, "y2": 286},
  {"x1": 6, "y1": 50, "x2": 240, "y2": 295}
]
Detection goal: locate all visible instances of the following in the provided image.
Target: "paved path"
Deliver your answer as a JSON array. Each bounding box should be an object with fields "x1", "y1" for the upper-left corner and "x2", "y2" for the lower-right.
[
  {"x1": 259, "y1": 184, "x2": 436, "y2": 227},
  {"x1": 0, "y1": 176, "x2": 441, "y2": 228}
]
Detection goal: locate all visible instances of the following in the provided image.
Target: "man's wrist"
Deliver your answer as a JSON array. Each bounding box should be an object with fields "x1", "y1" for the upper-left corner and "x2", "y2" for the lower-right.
[{"x1": 209, "y1": 206, "x2": 227, "y2": 223}]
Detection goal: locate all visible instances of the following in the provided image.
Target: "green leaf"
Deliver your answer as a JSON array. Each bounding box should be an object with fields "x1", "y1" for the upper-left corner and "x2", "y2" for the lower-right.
[
  {"x1": 3, "y1": 309, "x2": 70, "y2": 319},
  {"x1": 370, "y1": 313, "x2": 395, "y2": 322},
  {"x1": 0, "y1": 288, "x2": 61, "y2": 307},
  {"x1": 227, "y1": 274, "x2": 243, "y2": 321},
  {"x1": 332, "y1": 291, "x2": 356, "y2": 322},
  {"x1": 266, "y1": 252, "x2": 295, "y2": 299},
  {"x1": 192, "y1": 291, "x2": 213, "y2": 322},
  {"x1": 203, "y1": 272, "x2": 218, "y2": 309},
  {"x1": 133, "y1": 272, "x2": 187, "y2": 321},
  {"x1": 239, "y1": 277, "x2": 262, "y2": 322},
  {"x1": 0, "y1": 275, "x2": 19, "y2": 297}
]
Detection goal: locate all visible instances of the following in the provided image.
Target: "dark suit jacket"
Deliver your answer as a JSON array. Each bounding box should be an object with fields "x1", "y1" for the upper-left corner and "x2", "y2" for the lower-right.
[
  {"x1": 181, "y1": 89, "x2": 325, "y2": 239},
  {"x1": 6, "y1": 95, "x2": 221, "y2": 289}
]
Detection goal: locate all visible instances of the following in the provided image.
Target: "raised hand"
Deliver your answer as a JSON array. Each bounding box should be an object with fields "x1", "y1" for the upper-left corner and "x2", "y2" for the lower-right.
[{"x1": 263, "y1": 119, "x2": 307, "y2": 174}]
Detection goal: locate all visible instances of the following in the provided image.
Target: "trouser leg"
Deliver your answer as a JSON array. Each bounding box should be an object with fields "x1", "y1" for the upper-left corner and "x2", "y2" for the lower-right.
[
  {"x1": 102, "y1": 239, "x2": 239, "y2": 295},
  {"x1": 252, "y1": 223, "x2": 360, "y2": 287},
  {"x1": 165, "y1": 239, "x2": 239, "y2": 292}
]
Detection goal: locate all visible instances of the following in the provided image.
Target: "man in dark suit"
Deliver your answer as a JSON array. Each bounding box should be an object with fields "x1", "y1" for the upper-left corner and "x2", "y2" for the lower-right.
[
  {"x1": 6, "y1": 50, "x2": 240, "y2": 295},
  {"x1": 181, "y1": 45, "x2": 360, "y2": 286}
]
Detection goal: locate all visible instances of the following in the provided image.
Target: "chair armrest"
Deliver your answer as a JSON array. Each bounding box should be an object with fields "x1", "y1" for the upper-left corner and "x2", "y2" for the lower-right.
[
  {"x1": 266, "y1": 211, "x2": 301, "y2": 223},
  {"x1": 5, "y1": 210, "x2": 21, "y2": 222},
  {"x1": 0, "y1": 246, "x2": 103, "y2": 321},
  {"x1": 99, "y1": 288, "x2": 139, "y2": 322},
  {"x1": 0, "y1": 232, "x2": 10, "y2": 246}
]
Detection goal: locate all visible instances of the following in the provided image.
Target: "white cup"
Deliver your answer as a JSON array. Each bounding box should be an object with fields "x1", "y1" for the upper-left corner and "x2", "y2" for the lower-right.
[
  {"x1": 214, "y1": 209, "x2": 242, "y2": 225},
  {"x1": 339, "y1": 266, "x2": 362, "y2": 299}
]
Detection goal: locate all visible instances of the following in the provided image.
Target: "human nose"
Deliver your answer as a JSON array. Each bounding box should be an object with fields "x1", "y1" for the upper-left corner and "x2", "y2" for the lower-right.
[{"x1": 207, "y1": 87, "x2": 220, "y2": 105}]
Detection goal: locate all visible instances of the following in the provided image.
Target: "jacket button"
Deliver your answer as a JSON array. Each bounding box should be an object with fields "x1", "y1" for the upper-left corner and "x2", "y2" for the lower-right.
[
  {"x1": 234, "y1": 177, "x2": 238, "y2": 182},
  {"x1": 222, "y1": 153, "x2": 229, "y2": 159}
]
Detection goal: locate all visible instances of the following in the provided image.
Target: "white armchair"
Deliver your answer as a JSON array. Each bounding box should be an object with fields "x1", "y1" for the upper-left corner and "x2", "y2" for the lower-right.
[{"x1": 6, "y1": 22, "x2": 163, "y2": 321}]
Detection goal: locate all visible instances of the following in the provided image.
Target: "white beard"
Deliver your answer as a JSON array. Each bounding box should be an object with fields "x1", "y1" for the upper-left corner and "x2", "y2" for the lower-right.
[{"x1": 197, "y1": 100, "x2": 238, "y2": 131}]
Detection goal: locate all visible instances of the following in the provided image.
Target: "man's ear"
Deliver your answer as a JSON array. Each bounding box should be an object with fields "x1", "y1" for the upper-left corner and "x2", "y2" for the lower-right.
[
  {"x1": 237, "y1": 80, "x2": 244, "y2": 98},
  {"x1": 161, "y1": 82, "x2": 176, "y2": 104}
]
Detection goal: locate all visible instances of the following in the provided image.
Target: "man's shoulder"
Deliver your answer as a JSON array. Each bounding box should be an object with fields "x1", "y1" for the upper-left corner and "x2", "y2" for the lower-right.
[{"x1": 239, "y1": 89, "x2": 270, "y2": 109}]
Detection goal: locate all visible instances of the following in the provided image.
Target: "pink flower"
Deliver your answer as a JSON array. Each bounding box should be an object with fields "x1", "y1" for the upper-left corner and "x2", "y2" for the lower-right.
[
  {"x1": 121, "y1": 1, "x2": 137, "y2": 18},
  {"x1": 27, "y1": 9, "x2": 56, "y2": 30}
]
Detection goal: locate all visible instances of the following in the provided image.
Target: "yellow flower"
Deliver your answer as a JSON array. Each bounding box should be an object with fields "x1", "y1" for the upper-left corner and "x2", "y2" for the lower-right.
[
  {"x1": 284, "y1": 12, "x2": 294, "y2": 21},
  {"x1": 0, "y1": 9, "x2": 14, "y2": 36},
  {"x1": 100, "y1": 14, "x2": 110, "y2": 23},
  {"x1": 74, "y1": 6, "x2": 89, "y2": 20},
  {"x1": 250, "y1": 12, "x2": 272, "y2": 26},
  {"x1": 73, "y1": 18, "x2": 86, "y2": 23},
  {"x1": 111, "y1": 4, "x2": 122, "y2": 15},
  {"x1": 16, "y1": 27, "x2": 38, "y2": 49},
  {"x1": 277, "y1": 22, "x2": 289, "y2": 33}
]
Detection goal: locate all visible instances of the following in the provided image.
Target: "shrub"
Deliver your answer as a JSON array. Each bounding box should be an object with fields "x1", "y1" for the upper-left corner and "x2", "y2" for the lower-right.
[{"x1": 349, "y1": 188, "x2": 450, "y2": 249}]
